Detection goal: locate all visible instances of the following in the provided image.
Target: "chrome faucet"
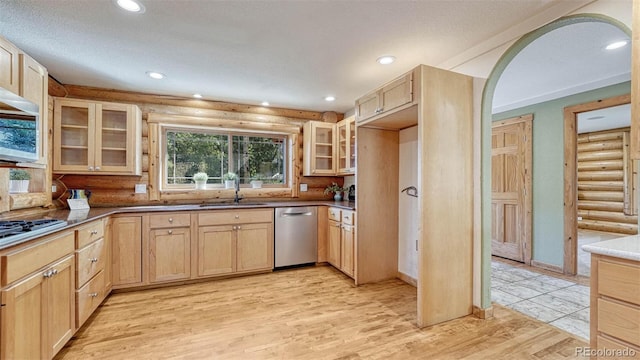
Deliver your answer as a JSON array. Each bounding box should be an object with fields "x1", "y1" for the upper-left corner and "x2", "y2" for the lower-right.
[{"x1": 234, "y1": 177, "x2": 243, "y2": 204}]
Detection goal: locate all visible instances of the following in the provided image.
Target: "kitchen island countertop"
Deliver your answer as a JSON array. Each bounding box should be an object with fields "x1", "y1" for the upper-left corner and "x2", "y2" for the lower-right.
[{"x1": 581, "y1": 235, "x2": 640, "y2": 262}]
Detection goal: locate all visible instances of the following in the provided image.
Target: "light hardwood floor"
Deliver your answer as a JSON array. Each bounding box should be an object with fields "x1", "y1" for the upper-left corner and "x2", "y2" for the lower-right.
[{"x1": 56, "y1": 266, "x2": 587, "y2": 359}]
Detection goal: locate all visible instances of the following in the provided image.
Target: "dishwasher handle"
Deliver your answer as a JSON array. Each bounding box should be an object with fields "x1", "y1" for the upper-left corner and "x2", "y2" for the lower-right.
[{"x1": 280, "y1": 212, "x2": 313, "y2": 217}]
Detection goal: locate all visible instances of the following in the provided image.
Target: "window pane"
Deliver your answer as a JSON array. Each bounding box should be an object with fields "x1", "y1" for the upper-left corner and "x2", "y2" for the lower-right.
[
  {"x1": 166, "y1": 130, "x2": 229, "y2": 185},
  {"x1": 231, "y1": 135, "x2": 286, "y2": 185}
]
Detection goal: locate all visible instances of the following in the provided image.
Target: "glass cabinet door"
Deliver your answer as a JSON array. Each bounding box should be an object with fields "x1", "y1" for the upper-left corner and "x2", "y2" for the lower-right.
[
  {"x1": 349, "y1": 120, "x2": 356, "y2": 170},
  {"x1": 55, "y1": 100, "x2": 94, "y2": 171},
  {"x1": 97, "y1": 104, "x2": 129, "y2": 171},
  {"x1": 312, "y1": 123, "x2": 335, "y2": 174},
  {"x1": 338, "y1": 121, "x2": 348, "y2": 171}
]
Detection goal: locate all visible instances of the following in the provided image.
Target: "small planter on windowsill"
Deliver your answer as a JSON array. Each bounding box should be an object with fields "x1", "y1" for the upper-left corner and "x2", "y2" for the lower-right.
[
  {"x1": 193, "y1": 172, "x2": 208, "y2": 190},
  {"x1": 9, "y1": 169, "x2": 30, "y2": 193},
  {"x1": 223, "y1": 172, "x2": 237, "y2": 189}
]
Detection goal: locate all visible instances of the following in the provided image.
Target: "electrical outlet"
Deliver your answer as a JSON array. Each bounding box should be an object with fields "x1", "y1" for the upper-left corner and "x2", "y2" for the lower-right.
[
  {"x1": 135, "y1": 184, "x2": 147, "y2": 194},
  {"x1": 300, "y1": 183, "x2": 308, "y2": 192},
  {"x1": 51, "y1": 185, "x2": 57, "y2": 193},
  {"x1": 577, "y1": 216, "x2": 583, "y2": 221}
]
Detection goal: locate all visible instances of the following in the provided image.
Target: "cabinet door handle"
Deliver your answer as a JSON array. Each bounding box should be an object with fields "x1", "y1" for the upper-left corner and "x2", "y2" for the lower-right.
[
  {"x1": 89, "y1": 292, "x2": 98, "y2": 298},
  {"x1": 234, "y1": 215, "x2": 240, "y2": 219},
  {"x1": 43, "y1": 270, "x2": 53, "y2": 278},
  {"x1": 237, "y1": 226, "x2": 241, "y2": 230},
  {"x1": 232, "y1": 226, "x2": 237, "y2": 230},
  {"x1": 52, "y1": 269, "x2": 58, "y2": 275},
  {"x1": 89, "y1": 258, "x2": 98, "y2": 263},
  {"x1": 168, "y1": 230, "x2": 173, "y2": 234},
  {"x1": 95, "y1": 166, "x2": 101, "y2": 171},
  {"x1": 168, "y1": 218, "x2": 173, "y2": 223},
  {"x1": 88, "y1": 166, "x2": 94, "y2": 171},
  {"x1": 90, "y1": 230, "x2": 98, "y2": 235}
]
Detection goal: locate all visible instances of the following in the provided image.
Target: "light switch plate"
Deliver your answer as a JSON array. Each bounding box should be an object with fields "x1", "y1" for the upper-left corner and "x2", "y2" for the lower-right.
[
  {"x1": 300, "y1": 183, "x2": 308, "y2": 192},
  {"x1": 135, "y1": 184, "x2": 147, "y2": 194}
]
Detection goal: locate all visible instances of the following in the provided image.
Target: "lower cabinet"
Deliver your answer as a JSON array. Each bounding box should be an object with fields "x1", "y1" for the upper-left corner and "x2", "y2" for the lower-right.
[
  {"x1": 111, "y1": 216, "x2": 143, "y2": 287},
  {"x1": 0, "y1": 252, "x2": 75, "y2": 360},
  {"x1": 326, "y1": 207, "x2": 356, "y2": 279},
  {"x1": 149, "y1": 227, "x2": 191, "y2": 283},
  {"x1": 197, "y1": 209, "x2": 274, "y2": 277}
]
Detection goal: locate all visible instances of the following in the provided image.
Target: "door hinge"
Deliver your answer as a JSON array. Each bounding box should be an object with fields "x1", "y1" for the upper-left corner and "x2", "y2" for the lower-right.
[{"x1": 415, "y1": 239, "x2": 418, "y2": 251}]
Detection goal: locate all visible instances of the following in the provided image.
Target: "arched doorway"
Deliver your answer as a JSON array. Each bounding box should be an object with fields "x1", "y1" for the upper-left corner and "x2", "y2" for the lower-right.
[{"x1": 479, "y1": 14, "x2": 632, "y2": 310}]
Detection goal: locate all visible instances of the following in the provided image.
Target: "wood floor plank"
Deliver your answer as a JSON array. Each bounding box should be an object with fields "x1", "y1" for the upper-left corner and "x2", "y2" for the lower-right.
[{"x1": 56, "y1": 266, "x2": 587, "y2": 359}]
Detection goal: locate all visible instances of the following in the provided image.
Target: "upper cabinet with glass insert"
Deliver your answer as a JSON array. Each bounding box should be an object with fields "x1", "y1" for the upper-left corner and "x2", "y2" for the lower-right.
[
  {"x1": 303, "y1": 121, "x2": 336, "y2": 176},
  {"x1": 337, "y1": 116, "x2": 355, "y2": 175},
  {"x1": 53, "y1": 98, "x2": 142, "y2": 175}
]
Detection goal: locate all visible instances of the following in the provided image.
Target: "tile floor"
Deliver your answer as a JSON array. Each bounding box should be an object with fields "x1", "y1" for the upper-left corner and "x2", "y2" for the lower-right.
[
  {"x1": 577, "y1": 229, "x2": 621, "y2": 277},
  {"x1": 491, "y1": 260, "x2": 590, "y2": 340}
]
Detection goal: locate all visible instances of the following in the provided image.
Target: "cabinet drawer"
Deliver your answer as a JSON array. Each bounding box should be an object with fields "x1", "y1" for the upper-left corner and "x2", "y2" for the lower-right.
[
  {"x1": 342, "y1": 210, "x2": 355, "y2": 225},
  {"x1": 328, "y1": 207, "x2": 341, "y2": 222},
  {"x1": 598, "y1": 298, "x2": 640, "y2": 346},
  {"x1": 198, "y1": 209, "x2": 273, "y2": 226},
  {"x1": 76, "y1": 238, "x2": 106, "y2": 288},
  {"x1": 149, "y1": 213, "x2": 191, "y2": 228},
  {"x1": 75, "y1": 219, "x2": 105, "y2": 248},
  {"x1": 598, "y1": 260, "x2": 640, "y2": 306},
  {"x1": 76, "y1": 269, "x2": 106, "y2": 328},
  {"x1": 1, "y1": 231, "x2": 74, "y2": 286},
  {"x1": 597, "y1": 335, "x2": 640, "y2": 359}
]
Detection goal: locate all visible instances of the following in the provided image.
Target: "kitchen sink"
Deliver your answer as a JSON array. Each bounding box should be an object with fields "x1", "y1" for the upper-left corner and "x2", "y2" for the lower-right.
[{"x1": 199, "y1": 201, "x2": 266, "y2": 207}]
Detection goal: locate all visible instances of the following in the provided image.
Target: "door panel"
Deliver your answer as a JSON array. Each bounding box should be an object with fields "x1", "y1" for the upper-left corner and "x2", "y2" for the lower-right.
[{"x1": 492, "y1": 117, "x2": 532, "y2": 263}]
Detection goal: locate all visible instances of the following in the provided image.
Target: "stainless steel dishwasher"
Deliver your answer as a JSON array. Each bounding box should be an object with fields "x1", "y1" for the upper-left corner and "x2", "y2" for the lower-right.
[{"x1": 274, "y1": 207, "x2": 317, "y2": 268}]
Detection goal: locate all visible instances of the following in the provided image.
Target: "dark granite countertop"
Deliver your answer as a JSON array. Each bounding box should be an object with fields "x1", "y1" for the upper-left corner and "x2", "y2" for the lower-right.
[{"x1": 0, "y1": 200, "x2": 355, "y2": 251}]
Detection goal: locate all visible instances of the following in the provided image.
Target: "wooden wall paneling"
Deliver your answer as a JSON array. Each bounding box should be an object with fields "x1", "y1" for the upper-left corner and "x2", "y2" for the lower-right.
[
  {"x1": 147, "y1": 123, "x2": 159, "y2": 201},
  {"x1": 418, "y1": 65, "x2": 473, "y2": 327},
  {"x1": 576, "y1": 128, "x2": 637, "y2": 234},
  {"x1": 290, "y1": 133, "x2": 300, "y2": 198},
  {"x1": 355, "y1": 127, "x2": 399, "y2": 285}
]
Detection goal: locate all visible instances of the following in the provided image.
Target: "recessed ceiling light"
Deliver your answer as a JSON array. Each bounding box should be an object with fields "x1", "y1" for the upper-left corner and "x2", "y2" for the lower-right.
[
  {"x1": 115, "y1": 0, "x2": 145, "y2": 13},
  {"x1": 377, "y1": 55, "x2": 396, "y2": 65},
  {"x1": 261, "y1": 101, "x2": 270, "y2": 106},
  {"x1": 605, "y1": 40, "x2": 628, "y2": 50},
  {"x1": 146, "y1": 71, "x2": 165, "y2": 79},
  {"x1": 193, "y1": 94, "x2": 203, "y2": 99},
  {"x1": 325, "y1": 96, "x2": 336, "y2": 102}
]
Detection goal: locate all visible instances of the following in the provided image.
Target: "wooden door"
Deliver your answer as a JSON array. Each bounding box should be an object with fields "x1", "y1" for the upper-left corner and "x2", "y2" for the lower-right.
[
  {"x1": 236, "y1": 223, "x2": 273, "y2": 272},
  {"x1": 341, "y1": 224, "x2": 355, "y2": 277},
  {"x1": 311, "y1": 122, "x2": 336, "y2": 175},
  {"x1": 1, "y1": 270, "x2": 45, "y2": 360},
  {"x1": 491, "y1": 116, "x2": 532, "y2": 263},
  {"x1": 96, "y1": 103, "x2": 138, "y2": 174},
  {"x1": 327, "y1": 220, "x2": 341, "y2": 268},
  {"x1": 45, "y1": 255, "x2": 75, "y2": 358},
  {"x1": 0, "y1": 36, "x2": 20, "y2": 94},
  {"x1": 197, "y1": 225, "x2": 236, "y2": 277},
  {"x1": 149, "y1": 227, "x2": 191, "y2": 283},
  {"x1": 111, "y1": 216, "x2": 143, "y2": 287}
]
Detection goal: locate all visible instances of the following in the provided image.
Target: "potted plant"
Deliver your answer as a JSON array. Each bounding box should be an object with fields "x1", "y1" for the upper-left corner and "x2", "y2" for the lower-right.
[
  {"x1": 193, "y1": 172, "x2": 208, "y2": 190},
  {"x1": 9, "y1": 169, "x2": 30, "y2": 193},
  {"x1": 324, "y1": 182, "x2": 345, "y2": 201},
  {"x1": 223, "y1": 172, "x2": 237, "y2": 189},
  {"x1": 250, "y1": 174, "x2": 267, "y2": 189}
]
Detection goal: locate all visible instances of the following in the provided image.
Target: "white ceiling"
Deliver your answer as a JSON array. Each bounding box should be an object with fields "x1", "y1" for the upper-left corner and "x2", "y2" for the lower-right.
[
  {"x1": 0, "y1": 0, "x2": 631, "y2": 113},
  {"x1": 577, "y1": 103, "x2": 630, "y2": 134}
]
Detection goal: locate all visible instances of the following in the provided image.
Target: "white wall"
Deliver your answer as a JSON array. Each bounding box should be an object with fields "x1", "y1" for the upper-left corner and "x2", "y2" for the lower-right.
[{"x1": 398, "y1": 126, "x2": 419, "y2": 279}]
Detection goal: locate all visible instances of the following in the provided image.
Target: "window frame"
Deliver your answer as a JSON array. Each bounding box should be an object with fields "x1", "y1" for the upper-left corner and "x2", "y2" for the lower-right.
[{"x1": 158, "y1": 123, "x2": 293, "y2": 192}]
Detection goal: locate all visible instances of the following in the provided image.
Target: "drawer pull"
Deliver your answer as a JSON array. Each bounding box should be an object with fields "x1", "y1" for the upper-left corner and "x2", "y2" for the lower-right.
[
  {"x1": 235, "y1": 215, "x2": 240, "y2": 219},
  {"x1": 168, "y1": 230, "x2": 173, "y2": 235},
  {"x1": 89, "y1": 292, "x2": 99, "y2": 298},
  {"x1": 90, "y1": 230, "x2": 98, "y2": 235},
  {"x1": 43, "y1": 270, "x2": 53, "y2": 278},
  {"x1": 168, "y1": 218, "x2": 173, "y2": 223},
  {"x1": 89, "y1": 257, "x2": 99, "y2": 263}
]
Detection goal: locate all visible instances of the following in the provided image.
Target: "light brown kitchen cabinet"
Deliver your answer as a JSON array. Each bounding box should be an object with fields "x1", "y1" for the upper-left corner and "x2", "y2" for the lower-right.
[
  {"x1": 197, "y1": 208, "x2": 274, "y2": 277},
  {"x1": 111, "y1": 216, "x2": 143, "y2": 288},
  {"x1": 326, "y1": 207, "x2": 356, "y2": 278},
  {"x1": 197, "y1": 225, "x2": 236, "y2": 276},
  {"x1": 303, "y1": 121, "x2": 336, "y2": 176},
  {"x1": 53, "y1": 97, "x2": 142, "y2": 175},
  {"x1": 0, "y1": 35, "x2": 20, "y2": 94},
  {"x1": 148, "y1": 213, "x2": 191, "y2": 283},
  {"x1": 19, "y1": 53, "x2": 48, "y2": 165},
  {"x1": 74, "y1": 219, "x2": 110, "y2": 329},
  {"x1": 0, "y1": 253, "x2": 74, "y2": 360},
  {"x1": 355, "y1": 72, "x2": 413, "y2": 124},
  {"x1": 337, "y1": 115, "x2": 356, "y2": 174},
  {"x1": 590, "y1": 254, "x2": 640, "y2": 356}
]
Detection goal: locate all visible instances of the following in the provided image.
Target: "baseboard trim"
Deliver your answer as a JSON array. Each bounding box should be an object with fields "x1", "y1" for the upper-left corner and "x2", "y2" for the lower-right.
[
  {"x1": 530, "y1": 260, "x2": 563, "y2": 274},
  {"x1": 473, "y1": 305, "x2": 494, "y2": 319},
  {"x1": 396, "y1": 271, "x2": 417, "y2": 287}
]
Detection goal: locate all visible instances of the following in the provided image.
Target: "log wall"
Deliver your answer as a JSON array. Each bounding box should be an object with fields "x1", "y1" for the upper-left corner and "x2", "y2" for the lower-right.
[
  {"x1": 51, "y1": 83, "x2": 345, "y2": 207},
  {"x1": 577, "y1": 128, "x2": 638, "y2": 234}
]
